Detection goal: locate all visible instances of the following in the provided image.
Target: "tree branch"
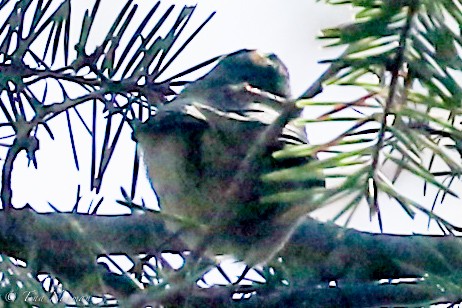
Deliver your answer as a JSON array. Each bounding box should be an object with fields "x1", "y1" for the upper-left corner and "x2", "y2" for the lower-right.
[{"x1": 1, "y1": 207, "x2": 461, "y2": 305}]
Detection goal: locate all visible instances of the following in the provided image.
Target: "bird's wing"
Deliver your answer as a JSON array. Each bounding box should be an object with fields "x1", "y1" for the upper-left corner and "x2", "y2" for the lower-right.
[
  {"x1": 281, "y1": 122, "x2": 309, "y2": 145},
  {"x1": 137, "y1": 99, "x2": 209, "y2": 133},
  {"x1": 232, "y1": 101, "x2": 310, "y2": 146}
]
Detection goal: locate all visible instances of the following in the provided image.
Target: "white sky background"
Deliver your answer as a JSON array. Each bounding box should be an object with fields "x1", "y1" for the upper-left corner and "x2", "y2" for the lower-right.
[{"x1": 6, "y1": 0, "x2": 462, "y2": 235}]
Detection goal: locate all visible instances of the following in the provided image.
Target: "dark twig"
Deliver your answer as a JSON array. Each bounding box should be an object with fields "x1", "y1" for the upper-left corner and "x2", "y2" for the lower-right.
[{"x1": 224, "y1": 54, "x2": 346, "y2": 201}]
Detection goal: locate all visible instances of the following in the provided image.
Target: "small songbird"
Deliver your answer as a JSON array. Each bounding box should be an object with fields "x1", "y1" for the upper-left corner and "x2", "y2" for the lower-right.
[{"x1": 134, "y1": 49, "x2": 323, "y2": 266}]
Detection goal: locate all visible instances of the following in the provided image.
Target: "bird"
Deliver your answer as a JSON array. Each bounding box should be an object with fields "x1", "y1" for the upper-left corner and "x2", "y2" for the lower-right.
[{"x1": 134, "y1": 49, "x2": 323, "y2": 266}]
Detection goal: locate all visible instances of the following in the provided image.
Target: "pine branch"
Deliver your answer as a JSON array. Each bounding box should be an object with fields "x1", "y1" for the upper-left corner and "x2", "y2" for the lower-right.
[
  {"x1": 2, "y1": 207, "x2": 461, "y2": 306},
  {"x1": 368, "y1": 3, "x2": 418, "y2": 229}
]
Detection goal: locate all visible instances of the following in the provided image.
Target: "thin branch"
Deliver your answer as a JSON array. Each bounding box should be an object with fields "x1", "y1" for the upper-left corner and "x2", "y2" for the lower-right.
[
  {"x1": 224, "y1": 54, "x2": 346, "y2": 201},
  {"x1": 0, "y1": 142, "x2": 20, "y2": 210},
  {"x1": 366, "y1": 5, "x2": 417, "y2": 228}
]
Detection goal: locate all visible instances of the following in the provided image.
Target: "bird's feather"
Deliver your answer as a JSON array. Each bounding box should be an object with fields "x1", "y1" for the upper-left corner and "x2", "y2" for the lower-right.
[{"x1": 134, "y1": 49, "x2": 323, "y2": 265}]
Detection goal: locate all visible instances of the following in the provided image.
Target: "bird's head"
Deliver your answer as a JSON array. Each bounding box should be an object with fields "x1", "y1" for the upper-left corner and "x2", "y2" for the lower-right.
[
  {"x1": 190, "y1": 49, "x2": 291, "y2": 99},
  {"x1": 218, "y1": 49, "x2": 291, "y2": 98}
]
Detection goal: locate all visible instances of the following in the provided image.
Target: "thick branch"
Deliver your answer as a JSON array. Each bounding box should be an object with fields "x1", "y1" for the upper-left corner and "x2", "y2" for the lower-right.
[
  {"x1": 1, "y1": 208, "x2": 461, "y2": 305},
  {"x1": 0, "y1": 207, "x2": 186, "y2": 295}
]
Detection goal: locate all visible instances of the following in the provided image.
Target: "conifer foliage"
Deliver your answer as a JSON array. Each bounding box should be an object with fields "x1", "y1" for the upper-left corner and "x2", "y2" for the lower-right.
[{"x1": 0, "y1": 0, "x2": 461, "y2": 306}]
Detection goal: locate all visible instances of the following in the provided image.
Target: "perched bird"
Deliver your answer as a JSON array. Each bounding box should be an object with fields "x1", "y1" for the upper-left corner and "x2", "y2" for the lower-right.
[{"x1": 134, "y1": 49, "x2": 323, "y2": 265}]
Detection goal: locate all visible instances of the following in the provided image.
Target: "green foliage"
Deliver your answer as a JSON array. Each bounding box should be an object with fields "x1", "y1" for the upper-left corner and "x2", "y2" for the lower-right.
[
  {"x1": 270, "y1": 0, "x2": 462, "y2": 233},
  {"x1": 0, "y1": 0, "x2": 216, "y2": 305},
  {"x1": 0, "y1": 0, "x2": 217, "y2": 210}
]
